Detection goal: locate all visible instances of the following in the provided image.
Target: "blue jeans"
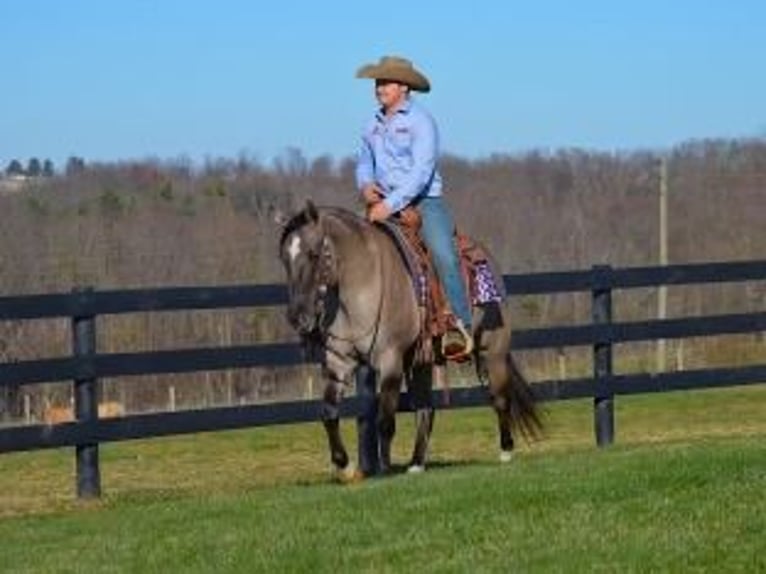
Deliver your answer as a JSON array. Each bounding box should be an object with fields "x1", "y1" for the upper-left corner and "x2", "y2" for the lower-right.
[{"x1": 417, "y1": 197, "x2": 472, "y2": 328}]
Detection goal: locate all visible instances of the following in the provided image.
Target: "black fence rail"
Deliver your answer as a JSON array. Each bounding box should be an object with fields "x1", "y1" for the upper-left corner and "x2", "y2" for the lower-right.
[{"x1": 1, "y1": 260, "x2": 765, "y2": 499}]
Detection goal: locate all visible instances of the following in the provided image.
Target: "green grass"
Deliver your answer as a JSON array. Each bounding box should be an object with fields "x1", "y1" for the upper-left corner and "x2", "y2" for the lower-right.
[{"x1": 0, "y1": 386, "x2": 764, "y2": 572}]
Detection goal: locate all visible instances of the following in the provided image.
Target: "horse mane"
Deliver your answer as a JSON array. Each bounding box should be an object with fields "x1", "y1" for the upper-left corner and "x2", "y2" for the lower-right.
[{"x1": 279, "y1": 203, "x2": 369, "y2": 250}]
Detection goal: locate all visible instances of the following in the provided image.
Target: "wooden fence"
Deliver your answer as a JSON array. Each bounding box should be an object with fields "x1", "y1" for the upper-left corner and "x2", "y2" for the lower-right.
[{"x1": 1, "y1": 260, "x2": 765, "y2": 499}]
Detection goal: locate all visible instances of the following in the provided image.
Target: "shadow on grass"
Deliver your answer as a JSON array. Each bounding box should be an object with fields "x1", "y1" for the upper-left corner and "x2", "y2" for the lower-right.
[{"x1": 367, "y1": 457, "x2": 489, "y2": 478}]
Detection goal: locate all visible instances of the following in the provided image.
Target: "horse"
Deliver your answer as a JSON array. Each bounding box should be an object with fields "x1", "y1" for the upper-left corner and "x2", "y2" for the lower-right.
[{"x1": 277, "y1": 200, "x2": 541, "y2": 479}]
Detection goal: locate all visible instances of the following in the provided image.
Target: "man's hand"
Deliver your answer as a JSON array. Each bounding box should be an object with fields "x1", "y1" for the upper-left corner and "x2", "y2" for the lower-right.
[
  {"x1": 367, "y1": 201, "x2": 393, "y2": 222},
  {"x1": 362, "y1": 183, "x2": 383, "y2": 206}
]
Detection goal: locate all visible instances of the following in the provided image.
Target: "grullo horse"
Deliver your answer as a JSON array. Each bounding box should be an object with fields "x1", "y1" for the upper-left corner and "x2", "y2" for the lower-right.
[{"x1": 278, "y1": 201, "x2": 541, "y2": 479}]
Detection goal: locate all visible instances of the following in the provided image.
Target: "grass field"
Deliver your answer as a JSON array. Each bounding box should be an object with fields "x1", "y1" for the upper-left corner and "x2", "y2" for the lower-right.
[{"x1": 0, "y1": 385, "x2": 764, "y2": 572}]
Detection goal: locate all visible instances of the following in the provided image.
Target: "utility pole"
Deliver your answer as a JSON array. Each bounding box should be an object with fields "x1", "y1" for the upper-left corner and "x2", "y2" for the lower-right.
[{"x1": 657, "y1": 156, "x2": 668, "y2": 373}]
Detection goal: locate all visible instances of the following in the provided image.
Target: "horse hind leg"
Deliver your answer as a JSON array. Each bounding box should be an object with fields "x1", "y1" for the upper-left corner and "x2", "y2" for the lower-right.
[
  {"x1": 483, "y1": 351, "x2": 543, "y2": 463},
  {"x1": 408, "y1": 363, "x2": 435, "y2": 473},
  {"x1": 483, "y1": 354, "x2": 517, "y2": 462},
  {"x1": 474, "y1": 303, "x2": 515, "y2": 461},
  {"x1": 377, "y1": 378, "x2": 398, "y2": 475},
  {"x1": 375, "y1": 351, "x2": 405, "y2": 475}
]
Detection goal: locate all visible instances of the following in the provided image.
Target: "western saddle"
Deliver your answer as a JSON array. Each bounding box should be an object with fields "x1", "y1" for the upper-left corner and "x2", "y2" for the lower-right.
[{"x1": 377, "y1": 205, "x2": 499, "y2": 364}]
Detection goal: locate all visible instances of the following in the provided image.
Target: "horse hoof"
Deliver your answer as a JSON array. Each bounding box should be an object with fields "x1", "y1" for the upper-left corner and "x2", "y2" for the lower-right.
[
  {"x1": 499, "y1": 450, "x2": 514, "y2": 463},
  {"x1": 407, "y1": 464, "x2": 425, "y2": 474},
  {"x1": 336, "y1": 464, "x2": 364, "y2": 484}
]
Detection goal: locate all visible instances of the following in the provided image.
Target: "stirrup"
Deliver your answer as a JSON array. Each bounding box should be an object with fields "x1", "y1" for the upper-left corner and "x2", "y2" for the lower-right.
[{"x1": 442, "y1": 321, "x2": 474, "y2": 362}]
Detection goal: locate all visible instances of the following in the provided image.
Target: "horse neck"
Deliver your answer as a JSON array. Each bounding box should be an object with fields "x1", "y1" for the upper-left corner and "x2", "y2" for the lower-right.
[
  {"x1": 321, "y1": 209, "x2": 385, "y2": 299},
  {"x1": 319, "y1": 209, "x2": 418, "y2": 352},
  {"x1": 321, "y1": 210, "x2": 375, "y2": 269}
]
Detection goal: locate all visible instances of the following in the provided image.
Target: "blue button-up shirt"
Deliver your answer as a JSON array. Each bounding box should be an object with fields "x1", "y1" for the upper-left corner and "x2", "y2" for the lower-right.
[{"x1": 355, "y1": 98, "x2": 443, "y2": 213}]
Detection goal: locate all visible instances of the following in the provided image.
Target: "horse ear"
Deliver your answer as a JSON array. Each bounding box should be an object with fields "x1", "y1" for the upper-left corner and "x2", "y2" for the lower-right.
[
  {"x1": 306, "y1": 199, "x2": 319, "y2": 223},
  {"x1": 272, "y1": 207, "x2": 289, "y2": 227}
]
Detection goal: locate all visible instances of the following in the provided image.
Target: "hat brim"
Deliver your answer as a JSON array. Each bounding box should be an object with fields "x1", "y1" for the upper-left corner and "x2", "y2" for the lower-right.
[{"x1": 356, "y1": 64, "x2": 430, "y2": 93}]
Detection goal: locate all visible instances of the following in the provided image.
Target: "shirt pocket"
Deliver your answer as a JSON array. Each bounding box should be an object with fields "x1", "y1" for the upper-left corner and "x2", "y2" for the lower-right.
[{"x1": 388, "y1": 128, "x2": 412, "y2": 157}]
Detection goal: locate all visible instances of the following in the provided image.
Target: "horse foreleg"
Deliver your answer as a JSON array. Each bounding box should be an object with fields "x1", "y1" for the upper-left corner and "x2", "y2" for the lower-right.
[
  {"x1": 321, "y1": 378, "x2": 349, "y2": 471},
  {"x1": 320, "y1": 350, "x2": 366, "y2": 482},
  {"x1": 322, "y1": 380, "x2": 364, "y2": 483},
  {"x1": 408, "y1": 363, "x2": 435, "y2": 472}
]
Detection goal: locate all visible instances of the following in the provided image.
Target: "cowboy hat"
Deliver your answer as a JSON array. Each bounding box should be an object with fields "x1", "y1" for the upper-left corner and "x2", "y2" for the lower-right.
[{"x1": 355, "y1": 56, "x2": 430, "y2": 93}]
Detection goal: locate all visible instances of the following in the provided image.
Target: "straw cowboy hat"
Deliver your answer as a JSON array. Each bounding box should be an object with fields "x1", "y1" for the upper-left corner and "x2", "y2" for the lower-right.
[{"x1": 355, "y1": 56, "x2": 431, "y2": 92}]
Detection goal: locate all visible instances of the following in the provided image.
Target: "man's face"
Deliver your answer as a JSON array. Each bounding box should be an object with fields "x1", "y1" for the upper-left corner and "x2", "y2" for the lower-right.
[{"x1": 375, "y1": 79, "x2": 409, "y2": 110}]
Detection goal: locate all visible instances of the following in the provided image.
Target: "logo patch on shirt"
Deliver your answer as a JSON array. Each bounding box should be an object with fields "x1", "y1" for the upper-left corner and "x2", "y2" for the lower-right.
[{"x1": 395, "y1": 127, "x2": 410, "y2": 133}]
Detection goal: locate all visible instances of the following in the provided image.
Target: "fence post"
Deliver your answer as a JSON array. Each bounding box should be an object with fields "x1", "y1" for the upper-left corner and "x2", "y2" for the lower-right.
[
  {"x1": 356, "y1": 365, "x2": 379, "y2": 476},
  {"x1": 0, "y1": 380, "x2": 20, "y2": 424},
  {"x1": 0, "y1": 385, "x2": 9, "y2": 424},
  {"x1": 72, "y1": 287, "x2": 101, "y2": 498},
  {"x1": 592, "y1": 265, "x2": 614, "y2": 447},
  {"x1": 23, "y1": 393, "x2": 31, "y2": 424}
]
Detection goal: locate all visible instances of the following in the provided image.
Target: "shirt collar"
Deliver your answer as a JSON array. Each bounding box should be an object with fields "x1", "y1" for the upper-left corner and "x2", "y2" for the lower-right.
[{"x1": 376, "y1": 97, "x2": 413, "y2": 121}]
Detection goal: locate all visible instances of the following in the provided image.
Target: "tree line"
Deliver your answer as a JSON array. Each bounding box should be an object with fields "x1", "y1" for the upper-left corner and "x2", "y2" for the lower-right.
[
  {"x1": 3, "y1": 156, "x2": 87, "y2": 178},
  {"x1": 0, "y1": 138, "x2": 764, "y2": 421}
]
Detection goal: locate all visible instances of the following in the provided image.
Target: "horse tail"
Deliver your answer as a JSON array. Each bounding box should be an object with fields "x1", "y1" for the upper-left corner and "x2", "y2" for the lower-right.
[{"x1": 505, "y1": 352, "x2": 544, "y2": 440}]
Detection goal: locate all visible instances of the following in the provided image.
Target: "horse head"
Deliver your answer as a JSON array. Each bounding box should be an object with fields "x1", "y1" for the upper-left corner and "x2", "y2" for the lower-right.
[{"x1": 277, "y1": 200, "x2": 338, "y2": 337}]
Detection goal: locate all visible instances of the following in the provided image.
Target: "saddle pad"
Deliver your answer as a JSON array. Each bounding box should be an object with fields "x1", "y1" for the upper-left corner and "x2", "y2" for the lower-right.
[
  {"x1": 473, "y1": 260, "x2": 503, "y2": 304},
  {"x1": 377, "y1": 220, "x2": 428, "y2": 304}
]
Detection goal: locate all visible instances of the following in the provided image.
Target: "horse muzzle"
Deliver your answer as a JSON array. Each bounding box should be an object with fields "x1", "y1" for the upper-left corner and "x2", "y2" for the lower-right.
[{"x1": 287, "y1": 304, "x2": 322, "y2": 336}]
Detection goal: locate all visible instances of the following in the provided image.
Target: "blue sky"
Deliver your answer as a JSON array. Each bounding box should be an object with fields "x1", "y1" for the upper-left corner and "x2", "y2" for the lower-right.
[{"x1": 2, "y1": 1, "x2": 765, "y2": 169}]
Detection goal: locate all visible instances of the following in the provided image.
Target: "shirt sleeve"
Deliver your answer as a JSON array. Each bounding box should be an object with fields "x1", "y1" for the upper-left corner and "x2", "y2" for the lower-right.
[
  {"x1": 355, "y1": 133, "x2": 375, "y2": 192},
  {"x1": 383, "y1": 113, "x2": 438, "y2": 214}
]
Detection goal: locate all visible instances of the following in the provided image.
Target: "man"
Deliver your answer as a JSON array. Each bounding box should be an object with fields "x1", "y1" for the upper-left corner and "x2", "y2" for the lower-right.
[{"x1": 355, "y1": 55, "x2": 473, "y2": 357}]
